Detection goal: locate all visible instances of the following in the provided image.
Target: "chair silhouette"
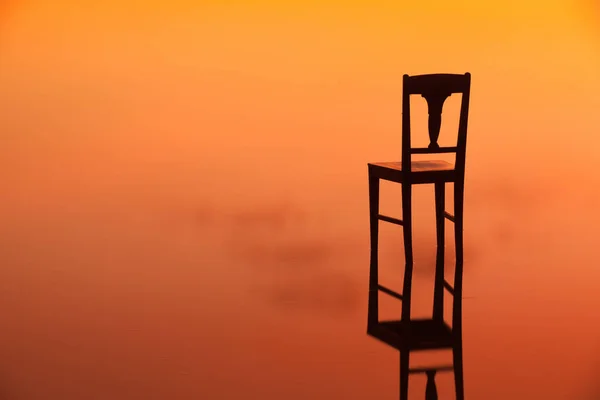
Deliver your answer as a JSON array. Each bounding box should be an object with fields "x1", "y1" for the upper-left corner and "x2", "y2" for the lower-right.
[{"x1": 366, "y1": 73, "x2": 471, "y2": 400}]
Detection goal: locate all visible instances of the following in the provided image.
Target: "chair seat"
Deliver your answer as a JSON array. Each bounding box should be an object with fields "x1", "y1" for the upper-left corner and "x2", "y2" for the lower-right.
[
  {"x1": 367, "y1": 318, "x2": 454, "y2": 351},
  {"x1": 368, "y1": 160, "x2": 455, "y2": 184}
]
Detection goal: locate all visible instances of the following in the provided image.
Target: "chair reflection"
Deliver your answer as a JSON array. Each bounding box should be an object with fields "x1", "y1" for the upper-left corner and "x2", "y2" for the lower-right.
[{"x1": 367, "y1": 294, "x2": 465, "y2": 400}]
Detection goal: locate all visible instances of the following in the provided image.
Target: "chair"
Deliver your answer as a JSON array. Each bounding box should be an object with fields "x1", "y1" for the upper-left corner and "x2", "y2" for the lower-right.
[{"x1": 367, "y1": 73, "x2": 471, "y2": 400}]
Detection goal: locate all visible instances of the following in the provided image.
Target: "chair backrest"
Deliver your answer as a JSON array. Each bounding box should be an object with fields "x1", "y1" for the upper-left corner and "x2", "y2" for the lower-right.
[{"x1": 401, "y1": 73, "x2": 471, "y2": 177}]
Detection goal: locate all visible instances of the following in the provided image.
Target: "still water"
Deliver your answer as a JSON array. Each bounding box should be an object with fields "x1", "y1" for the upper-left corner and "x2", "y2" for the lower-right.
[{"x1": 2, "y1": 1, "x2": 600, "y2": 398}]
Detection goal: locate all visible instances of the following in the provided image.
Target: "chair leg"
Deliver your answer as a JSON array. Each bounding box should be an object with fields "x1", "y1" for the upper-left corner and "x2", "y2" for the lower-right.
[
  {"x1": 453, "y1": 342, "x2": 465, "y2": 400},
  {"x1": 399, "y1": 350, "x2": 410, "y2": 400},
  {"x1": 453, "y1": 180, "x2": 465, "y2": 321},
  {"x1": 399, "y1": 183, "x2": 413, "y2": 400},
  {"x1": 433, "y1": 182, "x2": 445, "y2": 321},
  {"x1": 454, "y1": 181, "x2": 465, "y2": 294},
  {"x1": 425, "y1": 370, "x2": 438, "y2": 400},
  {"x1": 368, "y1": 173, "x2": 380, "y2": 326},
  {"x1": 401, "y1": 183, "x2": 413, "y2": 321},
  {"x1": 453, "y1": 180, "x2": 465, "y2": 400}
]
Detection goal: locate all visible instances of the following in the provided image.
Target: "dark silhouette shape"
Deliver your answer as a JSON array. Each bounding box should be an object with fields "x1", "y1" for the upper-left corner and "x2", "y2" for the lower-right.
[{"x1": 367, "y1": 73, "x2": 471, "y2": 399}]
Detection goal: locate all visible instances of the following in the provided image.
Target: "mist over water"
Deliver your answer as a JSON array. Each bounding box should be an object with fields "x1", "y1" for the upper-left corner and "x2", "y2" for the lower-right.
[{"x1": 2, "y1": 1, "x2": 600, "y2": 398}]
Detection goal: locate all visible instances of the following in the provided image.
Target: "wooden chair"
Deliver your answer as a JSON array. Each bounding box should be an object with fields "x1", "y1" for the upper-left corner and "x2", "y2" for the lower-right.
[{"x1": 367, "y1": 73, "x2": 471, "y2": 400}]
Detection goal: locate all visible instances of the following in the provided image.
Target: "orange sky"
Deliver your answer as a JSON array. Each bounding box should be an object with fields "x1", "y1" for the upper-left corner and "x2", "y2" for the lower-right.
[{"x1": 2, "y1": 1, "x2": 600, "y2": 399}]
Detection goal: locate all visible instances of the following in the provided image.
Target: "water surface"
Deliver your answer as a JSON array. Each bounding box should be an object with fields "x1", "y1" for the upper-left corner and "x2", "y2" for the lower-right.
[{"x1": 2, "y1": 1, "x2": 600, "y2": 398}]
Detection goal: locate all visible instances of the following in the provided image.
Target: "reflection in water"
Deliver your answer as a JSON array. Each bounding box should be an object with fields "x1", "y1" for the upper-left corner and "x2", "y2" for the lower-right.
[{"x1": 367, "y1": 315, "x2": 464, "y2": 400}]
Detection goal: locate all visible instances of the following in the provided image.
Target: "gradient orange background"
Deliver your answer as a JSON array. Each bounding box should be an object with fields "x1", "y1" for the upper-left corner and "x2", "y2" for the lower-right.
[{"x1": 2, "y1": 1, "x2": 600, "y2": 399}]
